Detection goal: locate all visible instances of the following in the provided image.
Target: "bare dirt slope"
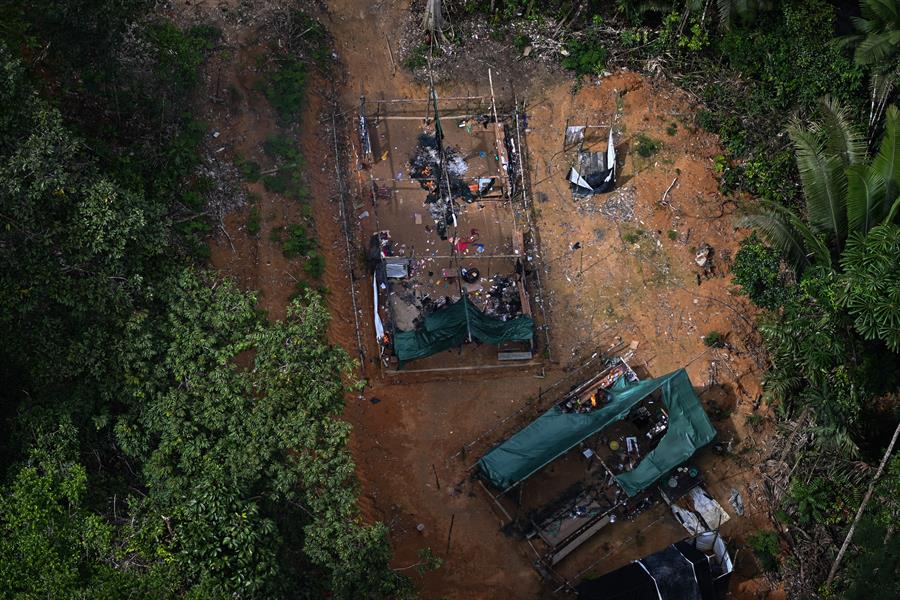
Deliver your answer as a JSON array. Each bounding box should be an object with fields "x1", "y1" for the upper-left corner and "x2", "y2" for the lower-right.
[{"x1": 183, "y1": 0, "x2": 780, "y2": 597}]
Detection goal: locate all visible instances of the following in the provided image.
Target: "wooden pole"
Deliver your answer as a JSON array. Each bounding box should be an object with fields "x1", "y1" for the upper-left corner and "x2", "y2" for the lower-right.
[
  {"x1": 825, "y1": 419, "x2": 900, "y2": 586},
  {"x1": 445, "y1": 513, "x2": 455, "y2": 556}
]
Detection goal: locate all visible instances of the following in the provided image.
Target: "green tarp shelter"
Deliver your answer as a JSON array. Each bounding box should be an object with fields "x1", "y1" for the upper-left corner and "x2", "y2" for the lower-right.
[
  {"x1": 477, "y1": 369, "x2": 715, "y2": 496},
  {"x1": 392, "y1": 296, "x2": 533, "y2": 366}
]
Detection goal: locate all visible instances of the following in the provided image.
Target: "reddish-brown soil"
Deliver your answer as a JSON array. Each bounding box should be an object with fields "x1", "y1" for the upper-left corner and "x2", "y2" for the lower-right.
[{"x1": 177, "y1": 0, "x2": 783, "y2": 597}]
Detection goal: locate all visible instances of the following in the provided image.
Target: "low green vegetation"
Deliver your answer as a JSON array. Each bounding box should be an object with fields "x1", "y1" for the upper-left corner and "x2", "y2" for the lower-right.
[
  {"x1": 732, "y1": 233, "x2": 786, "y2": 309},
  {"x1": 703, "y1": 330, "x2": 724, "y2": 348},
  {"x1": 236, "y1": 154, "x2": 262, "y2": 181},
  {"x1": 246, "y1": 206, "x2": 261, "y2": 235},
  {"x1": 633, "y1": 133, "x2": 661, "y2": 158},
  {"x1": 265, "y1": 56, "x2": 309, "y2": 124},
  {"x1": 748, "y1": 530, "x2": 781, "y2": 572},
  {"x1": 404, "y1": 44, "x2": 430, "y2": 70}
]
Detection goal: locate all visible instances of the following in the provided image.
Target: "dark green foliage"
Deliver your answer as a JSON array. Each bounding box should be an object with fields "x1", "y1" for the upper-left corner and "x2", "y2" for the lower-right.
[
  {"x1": 562, "y1": 25, "x2": 608, "y2": 76},
  {"x1": 840, "y1": 225, "x2": 900, "y2": 351},
  {"x1": 404, "y1": 44, "x2": 430, "y2": 70},
  {"x1": 786, "y1": 477, "x2": 830, "y2": 525},
  {"x1": 304, "y1": 251, "x2": 326, "y2": 279},
  {"x1": 236, "y1": 154, "x2": 261, "y2": 182},
  {"x1": 732, "y1": 233, "x2": 786, "y2": 309},
  {"x1": 147, "y1": 22, "x2": 220, "y2": 91},
  {"x1": 264, "y1": 133, "x2": 301, "y2": 162},
  {"x1": 262, "y1": 134, "x2": 306, "y2": 200},
  {"x1": 265, "y1": 57, "x2": 308, "y2": 124},
  {"x1": 748, "y1": 530, "x2": 780, "y2": 572},
  {"x1": 634, "y1": 133, "x2": 661, "y2": 157},
  {"x1": 718, "y1": 2, "x2": 862, "y2": 111},
  {"x1": 703, "y1": 330, "x2": 724, "y2": 347},
  {"x1": 0, "y1": 422, "x2": 181, "y2": 597},
  {"x1": 840, "y1": 456, "x2": 900, "y2": 599},
  {"x1": 246, "y1": 207, "x2": 261, "y2": 235},
  {"x1": 281, "y1": 224, "x2": 315, "y2": 258},
  {"x1": 0, "y1": 7, "x2": 406, "y2": 597}
]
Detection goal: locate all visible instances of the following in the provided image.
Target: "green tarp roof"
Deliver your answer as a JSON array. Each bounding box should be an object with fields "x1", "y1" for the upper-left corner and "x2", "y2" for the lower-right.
[
  {"x1": 477, "y1": 369, "x2": 715, "y2": 496},
  {"x1": 392, "y1": 296, "x2": 533, "y2": 366}
]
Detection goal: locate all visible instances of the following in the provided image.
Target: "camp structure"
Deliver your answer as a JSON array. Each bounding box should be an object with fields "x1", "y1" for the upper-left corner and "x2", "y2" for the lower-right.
[
  {"x1": 575, "y1": 532, "x2": 734, "y2": 600},
  {"x1": 475, "y1": 360, "x2": 717, "y2": 570},
  {"x1": 360, "y1": 74, "x2": 543, "y2": 372},
  {"x1": 567, "y1": 128, "x2": 616, "y2": 197},
  {"x1": 565, "y1": 123, "x2": 617, "y2": 197}
]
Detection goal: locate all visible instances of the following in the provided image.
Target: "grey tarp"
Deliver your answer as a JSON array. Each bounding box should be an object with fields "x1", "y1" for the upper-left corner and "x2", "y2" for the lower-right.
[
  {"x1": 477, "y1": 369, "x2": 715, "y2": 495},
  {"x1": 392, "y1": 296, "x2": 533, "y2": 366}
]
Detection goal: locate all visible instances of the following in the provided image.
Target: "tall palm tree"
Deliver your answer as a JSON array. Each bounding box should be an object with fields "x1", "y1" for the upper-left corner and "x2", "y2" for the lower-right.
[
  {"x1": 740, "y1": 99, "x2": 900, "y2": 270},
  {"x1": 840, "y1": 0, "x2": 900, "y2": 131}
]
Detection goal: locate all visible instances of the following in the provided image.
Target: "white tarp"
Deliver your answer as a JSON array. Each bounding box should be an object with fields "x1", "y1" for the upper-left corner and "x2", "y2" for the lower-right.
[
  {"x1": 606, "y1": 128, "x2": 616, "y2": 180},
  {"x1": 373, "y1": 274, "x2": 384, "y2": 342},
  {"x1": 568, "y1": 167, "x2": 593, "y2": 191}
]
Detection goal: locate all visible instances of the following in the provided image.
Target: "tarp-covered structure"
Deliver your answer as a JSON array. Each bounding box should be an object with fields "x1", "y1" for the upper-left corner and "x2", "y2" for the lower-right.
[
  {"x1": 477, "y1": 369, "x2": 715, "y2": 495},
  {"x1": 568, "y1": 128, "x2": 616, "y2": 197},
  {"x1": 392, "y1": 296, "x2": 533, "y2": 366},
  {"x1": 575, "y1": 532, "x2": 733, "y2": 600}
]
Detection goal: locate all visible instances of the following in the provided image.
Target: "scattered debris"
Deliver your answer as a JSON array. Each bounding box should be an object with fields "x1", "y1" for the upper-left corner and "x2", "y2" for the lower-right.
[{"x1": 729, "y1": 488, "x2": 745, "y2": 516}]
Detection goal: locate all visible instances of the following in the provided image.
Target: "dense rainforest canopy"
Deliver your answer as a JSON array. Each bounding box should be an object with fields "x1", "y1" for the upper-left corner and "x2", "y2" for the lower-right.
[{"x1": 0, "y1": 1, "x2": 411, "y2": 598}]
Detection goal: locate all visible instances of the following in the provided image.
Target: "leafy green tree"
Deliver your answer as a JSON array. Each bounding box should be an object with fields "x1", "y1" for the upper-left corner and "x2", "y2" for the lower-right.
[
  {"x1": 732, "y1": 233, "x2": 788, "y2": 308},
  {"x1": 0, "y1": 421, "x2": 180, "y2": 598}
]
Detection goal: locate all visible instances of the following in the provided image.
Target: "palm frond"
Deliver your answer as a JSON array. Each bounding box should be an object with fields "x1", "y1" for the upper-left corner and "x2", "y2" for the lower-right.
[
  {"x1": 873, "y1": 104, "x2": 900, "y2": 208},
  {"x1": 789, "y1": 122, "x2": 849, "y2": 240},
  {"x1": 737, "y1": 200, "x2": 832, "y2": 269},
  {"x1": 865, "y1": 0, "x2": 900, "y2": 22},
  {"x1": 846, "y1": 164, "x2": 887, "y2": 232},
  {"x1": 855, "y1": 31, "x2": 899, "y2": 66},
  {"x1": 815, "y1": 97, "x2": 867, "y2": 166},
  {"x1": 886, "y1": 195, "x2": 900, "y2": 223}
]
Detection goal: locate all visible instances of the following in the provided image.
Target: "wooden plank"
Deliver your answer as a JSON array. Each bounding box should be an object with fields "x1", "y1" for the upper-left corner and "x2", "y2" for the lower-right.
[{"x1": 550, "y1": 515, "x2": 612, "y2": 565}]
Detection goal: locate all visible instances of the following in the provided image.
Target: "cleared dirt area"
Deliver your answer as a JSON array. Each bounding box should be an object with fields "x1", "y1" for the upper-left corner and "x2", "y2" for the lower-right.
[{"x1": 187, "y1": 0, "x2": 781, "y2": 597}]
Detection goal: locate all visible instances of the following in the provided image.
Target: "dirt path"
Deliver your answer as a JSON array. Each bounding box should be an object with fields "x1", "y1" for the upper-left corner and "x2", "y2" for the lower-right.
[{"x1": 183, "y1": 0, "x2": 778, "y2": 597}]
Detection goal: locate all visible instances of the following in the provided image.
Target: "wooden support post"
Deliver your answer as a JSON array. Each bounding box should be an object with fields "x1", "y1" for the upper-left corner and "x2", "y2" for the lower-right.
[
  {"x1": 432, "y1": 463, "x2": 441, "y2": 490},
  {"x1": 445, "y1": 513, "x2": 455, "y2": 556}
]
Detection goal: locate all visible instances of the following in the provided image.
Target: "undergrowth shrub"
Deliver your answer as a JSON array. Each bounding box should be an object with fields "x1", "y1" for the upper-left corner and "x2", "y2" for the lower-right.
[{"x1": 732, "y1": 233, "x2": 786, "y2": 309}]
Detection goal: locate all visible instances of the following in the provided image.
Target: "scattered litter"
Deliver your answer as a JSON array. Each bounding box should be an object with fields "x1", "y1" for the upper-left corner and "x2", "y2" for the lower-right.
[
  {"x1": 729, "y1": 488, "x2": 745, "y2": 516},
  {"x1": 369, "y1": 397, "x2": 381, "y2": 405},
  {"x1": 359, "y1": 211, "x2": 370, "y2": 220},
  {"x1": 212, "y1": 130, "x2": 220, "y2": 138},
  {"x1": 695, "y1": 243, "x2": 712, "y2": 267},
  {"x1": 414, "y1": 213, "x2": 422, "y2": 224},
  {"x1": 596, "y1": 185, "x2": 636, "y2": 221}
]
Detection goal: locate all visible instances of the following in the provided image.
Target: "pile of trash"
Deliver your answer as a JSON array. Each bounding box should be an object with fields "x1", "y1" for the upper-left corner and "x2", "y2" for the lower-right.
[
  {"x1": 408, "y1": 133, "x2": 475, "y2": 239},
  {"x1": 483, "y1": 274, "x2": 523, "y2": 321}
]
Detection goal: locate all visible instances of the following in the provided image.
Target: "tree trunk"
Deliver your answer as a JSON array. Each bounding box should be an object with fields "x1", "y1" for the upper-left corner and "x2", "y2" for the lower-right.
[{"x1": 825, "y1": 419, "x2": 900, "y2": 587}]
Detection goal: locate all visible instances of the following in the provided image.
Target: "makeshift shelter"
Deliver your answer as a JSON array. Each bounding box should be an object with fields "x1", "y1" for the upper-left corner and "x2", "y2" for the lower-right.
[
  {"x1": 477, "y1": 369, "x2": 715, "y2": 495},
  {"x1": 392, "y1": 296, "x2": 533, "y2": 366},
  {"x1": 568, "y1": 128, "x2": 616, "y2": 197},
  {"x1": 575, "y1": 532, "x2": 733, "y2": 600}
]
